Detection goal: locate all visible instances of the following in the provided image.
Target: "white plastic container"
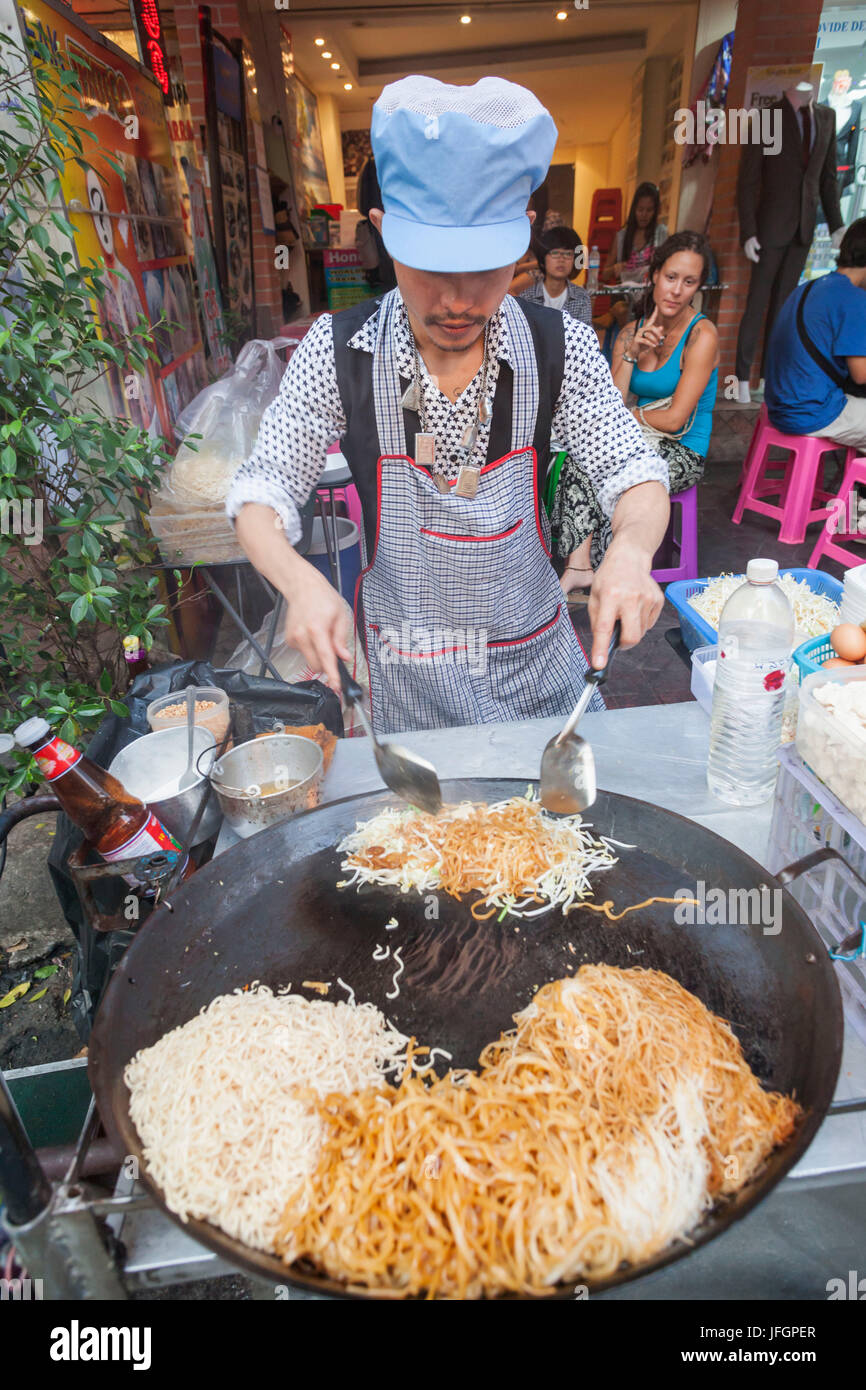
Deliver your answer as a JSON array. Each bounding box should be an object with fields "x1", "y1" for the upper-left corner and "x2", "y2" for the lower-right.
[
  {"x1": 796, "y1": 666, "x2": 866, "y2": 823},
  {"x1": 840, "y1": 565, "x2": 866, "y2": 627},
  {"x1": 707, "y1": 558, "x2": 794, "y2": 805},
  {"x1": 690, "y1": 644, "x2": 717, "y2": 716}
]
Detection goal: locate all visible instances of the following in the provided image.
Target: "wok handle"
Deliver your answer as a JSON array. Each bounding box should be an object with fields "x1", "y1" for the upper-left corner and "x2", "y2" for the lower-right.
[
  {"x1": 0, "y1": 794, "x2": 61, "y2": 847},
  {"x1": 337, "y1": 657, "x2": 363, "y2": 707},
  {"x1": 588, "y1": 619, "x2": 621, "y2": 685},
  {"x1": 776, "y1": 847, "x2": 866, "y2": 956}
]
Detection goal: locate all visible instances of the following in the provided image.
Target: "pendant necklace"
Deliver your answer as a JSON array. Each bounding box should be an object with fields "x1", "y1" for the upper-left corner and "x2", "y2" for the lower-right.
[{"x1": 402, "y1": 321, "x2": 492, "y2": 498}]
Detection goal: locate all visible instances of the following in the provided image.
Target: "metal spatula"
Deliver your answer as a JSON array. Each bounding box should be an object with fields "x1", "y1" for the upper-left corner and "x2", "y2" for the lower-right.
[
  {"x1": 338, "y1": 659, "x2": 443, "y2": 815},
  {"x1": 539, "y1": 621, "x2": 621, "y2": 815}
]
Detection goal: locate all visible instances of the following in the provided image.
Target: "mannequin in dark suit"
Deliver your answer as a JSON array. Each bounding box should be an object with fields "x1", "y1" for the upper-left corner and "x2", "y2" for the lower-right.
[{"x1": 735, "y1": 84, "x2": 843, "y2": 400}]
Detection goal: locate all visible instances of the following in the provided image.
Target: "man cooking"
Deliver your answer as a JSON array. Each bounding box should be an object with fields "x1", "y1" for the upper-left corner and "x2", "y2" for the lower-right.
[{"x1": 227, "y1": 76, "x2": 670, "y2": 735}]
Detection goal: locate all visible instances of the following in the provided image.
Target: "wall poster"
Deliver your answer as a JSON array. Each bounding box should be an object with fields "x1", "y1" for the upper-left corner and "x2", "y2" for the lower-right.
[{"x1": 17, "y1": 0, "x2": 208, "y2": 432}]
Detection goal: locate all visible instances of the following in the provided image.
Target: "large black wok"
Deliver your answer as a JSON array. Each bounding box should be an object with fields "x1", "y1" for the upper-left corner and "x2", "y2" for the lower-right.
[{"x1": 88, "y1": 780, "x2": 843, "y2": 1299}]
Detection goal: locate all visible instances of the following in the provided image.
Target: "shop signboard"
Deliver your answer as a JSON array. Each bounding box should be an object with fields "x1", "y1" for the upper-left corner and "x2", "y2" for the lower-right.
[
  {"x1": 816, "y1": 7, "x2": 866, "y2": 49},
  {"x1": 323, "y1": 247, "x2": 372, "y2": 311},
  {"x1": 743, "y1": 63, "x2": 825, "y2": 108},
  {"x1": 16, "y1": 0, "x2": 208, "y2": 432}
]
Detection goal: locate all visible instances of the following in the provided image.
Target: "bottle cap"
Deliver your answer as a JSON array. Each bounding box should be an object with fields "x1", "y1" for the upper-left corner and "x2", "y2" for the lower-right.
[
  {"x1": 14, "y1": 717, "x2": 51, "y2": 748},
  {"x1": 746, "y1": 558, "x2": 779, "y2": 584}
]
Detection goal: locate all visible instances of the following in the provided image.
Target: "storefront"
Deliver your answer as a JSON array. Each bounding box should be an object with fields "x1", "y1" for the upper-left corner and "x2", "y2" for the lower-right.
[
  {"x1": 814, "y1": 5, "x2": 866, "y2": 225},
  {"x1": 12, "y1": 0, "x2": 230, "y2": 433}
]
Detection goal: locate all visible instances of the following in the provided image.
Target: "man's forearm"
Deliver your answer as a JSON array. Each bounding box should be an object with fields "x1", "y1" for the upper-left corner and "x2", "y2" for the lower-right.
[
  {"x1": 234, "y1": 502, "x2": 308, "y2": 596},
  {"x1": 608, "y1": 480, "x2": 670, "y2": 561}
]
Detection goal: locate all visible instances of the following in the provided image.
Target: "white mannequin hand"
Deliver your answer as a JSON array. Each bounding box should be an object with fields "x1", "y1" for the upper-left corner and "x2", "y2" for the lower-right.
[
  {"x1": 744, "y1": 236, "x2": 761, "y2": 264},
  {"x1": 831, "y1": 227, "x2": 845, "y2": 249}
]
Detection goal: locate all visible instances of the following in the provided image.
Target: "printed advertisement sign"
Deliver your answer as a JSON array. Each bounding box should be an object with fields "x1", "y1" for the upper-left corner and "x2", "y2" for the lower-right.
[
  {"x1": 184, "y1": 160, "x2": 231, "y2": 376},
  {"x1": 17, "y1": 0, "x2": 208, "y2": 432}
]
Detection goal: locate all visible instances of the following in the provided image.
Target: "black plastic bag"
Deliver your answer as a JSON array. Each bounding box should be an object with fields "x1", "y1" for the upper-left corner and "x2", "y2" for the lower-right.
[{"x1": 47, "y1": 661, "x2": 343, "y2": 1038}]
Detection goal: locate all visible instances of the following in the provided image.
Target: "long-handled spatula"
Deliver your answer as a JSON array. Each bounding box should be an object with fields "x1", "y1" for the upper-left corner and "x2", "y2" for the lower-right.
[
  {"x1": 539, "y1": 621, "x2": 621, "y2": 815},
  {"x1": 338, "y1": 659, "x2": 443, "y2": 815}
]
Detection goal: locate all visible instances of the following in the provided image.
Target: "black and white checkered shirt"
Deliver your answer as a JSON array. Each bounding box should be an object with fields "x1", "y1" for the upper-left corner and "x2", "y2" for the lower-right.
[{"x1": 226, "y1": 290, "x2": 668, "y2": 545}]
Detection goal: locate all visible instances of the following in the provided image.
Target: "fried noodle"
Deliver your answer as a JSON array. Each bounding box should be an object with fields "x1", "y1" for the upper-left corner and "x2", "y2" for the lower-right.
[
  {"x1": 276, "y1": 966, "x2": 800, "y2": 1298},
  {"x1": 337, "y1": 796, "x2": 618, "y2": 918}
]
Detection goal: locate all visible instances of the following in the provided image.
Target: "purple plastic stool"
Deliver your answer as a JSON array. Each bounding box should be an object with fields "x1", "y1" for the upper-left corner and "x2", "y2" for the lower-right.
[{"x1": 651, "y1": 485, "x2": 698, "y2": 584}]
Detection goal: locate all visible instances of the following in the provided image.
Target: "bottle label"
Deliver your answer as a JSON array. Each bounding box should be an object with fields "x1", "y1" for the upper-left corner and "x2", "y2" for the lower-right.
[
  {"x1": 102, "y1": 812, "x2": 182, "y2": 864},
  {"x1": 33, "y1": 736, "x2": 82, "y2": 781}
]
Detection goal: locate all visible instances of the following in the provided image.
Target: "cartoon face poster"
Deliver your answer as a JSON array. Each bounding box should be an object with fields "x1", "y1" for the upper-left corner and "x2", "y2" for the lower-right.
[{"x1": 17, "y1": 0, "x2": 208, "y2": 433}]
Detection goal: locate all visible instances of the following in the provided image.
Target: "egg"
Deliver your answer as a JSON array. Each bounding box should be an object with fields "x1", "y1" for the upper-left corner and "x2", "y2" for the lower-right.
[
  {"x1": 830, "y1": 623, "x2": 866, "y2": 663},
  {"x1": 823, "y1": 657, "x2": 857, "y2": 669}
]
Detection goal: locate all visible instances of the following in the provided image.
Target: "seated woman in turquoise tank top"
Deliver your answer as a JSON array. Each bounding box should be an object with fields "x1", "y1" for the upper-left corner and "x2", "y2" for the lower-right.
[{"x1": 553, "y1": 231, "x2": 719, "y2": 589}]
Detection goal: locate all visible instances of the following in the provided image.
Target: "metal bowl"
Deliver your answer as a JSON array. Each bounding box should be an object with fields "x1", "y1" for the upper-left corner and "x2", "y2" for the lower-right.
[
  {"x1": 109, "y1": 727, "x2": 222, "y2": 847},
  {"x1": 208, "y1": 734, "x2": 324, "y2": 839}
]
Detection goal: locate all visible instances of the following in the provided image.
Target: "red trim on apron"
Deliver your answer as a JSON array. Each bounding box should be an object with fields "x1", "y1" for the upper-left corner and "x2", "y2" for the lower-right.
[
  {"x1": 487, "y1": 604, "x2": 562, "y2": 647},
  {"x1": 419, "y1": 520, "x2": 523, "y2": 543}
]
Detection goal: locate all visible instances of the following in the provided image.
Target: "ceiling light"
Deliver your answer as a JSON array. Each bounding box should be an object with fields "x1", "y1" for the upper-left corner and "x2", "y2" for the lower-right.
[
  {"x1": 460, "y1": 14, "x2": 471, "y2": 23},
  {"x1": 322, "y1": 50, "x2": 332, "y2": 58},
  {"x1": 314, "y1": 37, "x2": 325, "y2": 46},
  {"x1": 331, "y1": 62, "x2": 340, "y2": 69},
  {"x1": 344, "y1": 82, "x2": 353, "y2": 90},
  {"x1": 556, "y1": 9, "x2": 567, "y2": 17}
]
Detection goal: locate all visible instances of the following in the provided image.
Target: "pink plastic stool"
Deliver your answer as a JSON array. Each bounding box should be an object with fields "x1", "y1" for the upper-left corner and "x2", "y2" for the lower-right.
[
  {"x1": 733, "y1": 412, "x2": 851, "y2": 544},
  {"x1": 651, "y1": 485, "x2": 698, "y2": 583},
  {"x1": 329, "y1": 484, "x2": 363, "y2": 533},
  {"x1": 807, "y1": 454, "x2": 866, "y2": 569},
  {"x1": 321, "y1": 444, "x2": 363, "y2": 532}
]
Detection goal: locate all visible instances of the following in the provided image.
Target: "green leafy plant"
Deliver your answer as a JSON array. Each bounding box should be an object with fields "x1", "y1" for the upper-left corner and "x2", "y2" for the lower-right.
[
  {"x1": 0, "y1": 32, "x2": 173, "y2": 795},
  {"x1": 218, "y1": 302, "x2": 252, "y2": 356}
]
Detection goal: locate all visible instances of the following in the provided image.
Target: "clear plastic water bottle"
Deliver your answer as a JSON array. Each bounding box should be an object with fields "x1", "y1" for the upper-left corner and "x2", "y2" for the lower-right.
[
  {"x1": 587, "y1": 244, "x2": 600, "y2": 291},
  {"x1": 706, "y1": 559, "x2": 794, "y2": 806}
]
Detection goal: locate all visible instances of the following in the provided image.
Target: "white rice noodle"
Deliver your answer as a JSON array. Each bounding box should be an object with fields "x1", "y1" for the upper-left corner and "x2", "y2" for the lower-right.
[{"x1": 124, "y1": 986, "x2": 408, "y2": 1252}]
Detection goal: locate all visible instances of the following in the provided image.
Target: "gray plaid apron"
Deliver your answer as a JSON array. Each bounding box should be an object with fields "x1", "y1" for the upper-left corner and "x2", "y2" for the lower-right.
[{"x1": 333, "y1": 291, "x2": 601, "y2": 735}]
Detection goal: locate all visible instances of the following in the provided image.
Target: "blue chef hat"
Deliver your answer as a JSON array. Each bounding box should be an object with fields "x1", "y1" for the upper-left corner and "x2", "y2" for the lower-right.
[{"x1": 370, "y1": 75, "x2": 558, "y2": 273}]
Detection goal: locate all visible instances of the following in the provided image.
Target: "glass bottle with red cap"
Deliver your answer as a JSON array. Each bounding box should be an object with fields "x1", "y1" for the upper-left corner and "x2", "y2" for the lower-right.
[{"x1": 13, "y1": 717, "x2": 185, "y2": 879}]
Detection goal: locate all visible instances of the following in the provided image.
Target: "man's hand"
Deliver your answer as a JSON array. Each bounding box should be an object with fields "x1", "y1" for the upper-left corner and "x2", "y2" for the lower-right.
[
  {"x1": 743, "y1": 236, "x2": 761, "y2": 264},
  {"x1": 283, "y1": 560, "x2": 351, "y2": 692},
  {"x1": 587, "y1": 537, "x2": 664, "y2": 669}
]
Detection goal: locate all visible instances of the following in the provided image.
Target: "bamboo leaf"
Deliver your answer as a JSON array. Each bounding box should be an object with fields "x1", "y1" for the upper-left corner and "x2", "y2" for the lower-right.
[{"x1": 0, "y1": 982, "x2": 31, "y2": 1008}]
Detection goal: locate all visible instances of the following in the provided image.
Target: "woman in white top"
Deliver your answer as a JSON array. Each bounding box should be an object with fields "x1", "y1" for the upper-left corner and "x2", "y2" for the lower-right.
[{"x1": 599, "y1": 183, "x2": 668, "y2": 330}]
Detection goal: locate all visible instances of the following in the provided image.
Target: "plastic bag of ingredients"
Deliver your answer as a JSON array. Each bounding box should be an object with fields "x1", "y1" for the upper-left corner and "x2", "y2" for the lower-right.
[
  {"x1": 156, "y1": 337, "x2": 294, "y2": 514},
  {"x1": 227, "y1": 596, "x2": 370, "y2": 735}
]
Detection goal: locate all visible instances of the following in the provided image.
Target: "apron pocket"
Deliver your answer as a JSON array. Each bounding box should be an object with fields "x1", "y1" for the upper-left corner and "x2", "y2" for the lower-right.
[
  {"x1": 419, "y1": 518, "x2": 525, "y2": 545},
  {"x1": 484, "y1": 605, "x2": 588, "y2": 715}
]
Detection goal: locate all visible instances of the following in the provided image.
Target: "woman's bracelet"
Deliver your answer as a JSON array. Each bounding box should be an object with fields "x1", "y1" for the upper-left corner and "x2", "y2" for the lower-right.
[{"x1": 622, "y1": 352, "x2": 638, "y2": 365}]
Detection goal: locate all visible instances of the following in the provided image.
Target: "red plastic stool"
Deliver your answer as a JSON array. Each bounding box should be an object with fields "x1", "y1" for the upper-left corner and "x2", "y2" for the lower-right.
[
  {"x1": 733, "y1": 413, "x2": 850, "y2": 544},
  {"x1": 807, "y1": 454, "x2": 866, "y2": 569},
  {"x1": 651, "y1": 485, "x2": 698, "y2": 583}
]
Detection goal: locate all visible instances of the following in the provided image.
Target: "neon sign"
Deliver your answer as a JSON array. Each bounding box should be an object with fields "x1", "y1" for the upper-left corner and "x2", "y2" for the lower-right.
[{"x1": 131, "y1": 0, "x2": 170, "y2": 97}]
